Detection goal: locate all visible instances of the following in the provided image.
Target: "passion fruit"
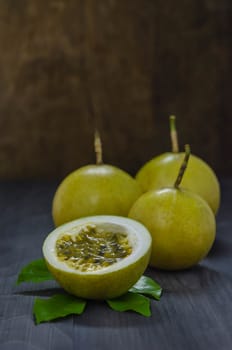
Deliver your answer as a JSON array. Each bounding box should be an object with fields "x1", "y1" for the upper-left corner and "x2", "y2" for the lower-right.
[
  {"x1": 130, "y1": 145, "x2": 216, "y2": 270},
  {"x1": 136, "y1": 116, "x2": 220, "y2": 215},
  {"x1": 52, "y1": 131, "x2": 142, "y2": 226},
  {"x1": 42, "y1": 216, "x2": 152, "y2": 299}
]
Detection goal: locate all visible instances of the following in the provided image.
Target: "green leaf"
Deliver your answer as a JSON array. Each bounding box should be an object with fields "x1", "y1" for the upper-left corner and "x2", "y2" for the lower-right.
[
  {"x1": 33, "y1": 294, "x2": 87, "y2": 324},
  {"x1": 106, "y1": 292, "x2": 151, "y2": 317},
  {"x1": 17, "y1": 258, "x2": 54, "y2": 285},
  {"x1": 129, "y1": 275, "x2": 162, "y2": 300}
]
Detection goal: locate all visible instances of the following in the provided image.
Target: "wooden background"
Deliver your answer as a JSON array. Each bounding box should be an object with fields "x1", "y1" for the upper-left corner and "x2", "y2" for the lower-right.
[{"x1": 0, "y1": 0, "x2": 231, "y2": 180}]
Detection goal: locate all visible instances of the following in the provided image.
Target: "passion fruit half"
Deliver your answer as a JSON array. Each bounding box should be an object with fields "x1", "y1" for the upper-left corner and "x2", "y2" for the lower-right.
[{"x1": 43, "y1": 216, "x2": 152, "y2": 299}]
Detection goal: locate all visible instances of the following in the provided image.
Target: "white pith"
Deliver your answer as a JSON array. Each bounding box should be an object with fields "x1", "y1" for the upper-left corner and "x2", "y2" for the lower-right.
[{"x1": 43, "y1": 215, "x2": 151, "y2": 275}]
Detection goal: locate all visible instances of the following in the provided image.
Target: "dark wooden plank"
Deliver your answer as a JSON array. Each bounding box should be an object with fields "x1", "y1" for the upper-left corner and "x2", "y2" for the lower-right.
[{"x1": 0, "y1": 180, "x2": 232, "y2": 350}]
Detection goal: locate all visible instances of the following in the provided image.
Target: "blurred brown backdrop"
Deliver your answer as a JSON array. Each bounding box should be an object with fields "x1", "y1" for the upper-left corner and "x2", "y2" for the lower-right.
[{"x1": 0, "y1": 0, "x2": 231, "y2": 180}]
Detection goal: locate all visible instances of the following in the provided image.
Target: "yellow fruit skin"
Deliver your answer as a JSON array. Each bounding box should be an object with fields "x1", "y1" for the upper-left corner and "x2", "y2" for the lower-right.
[
  {"x1": 45, "y1": 251, "x2": 151, "y2": 299},
  {"x1": 136, "y1": 153, "x2": 220, "y2": 215},
  {"x1": 129, "y1": 188, "x2": 216, "y2": 270},
  {"x1": 52, "y1": 164, "x2": 142, "y2": 227}
]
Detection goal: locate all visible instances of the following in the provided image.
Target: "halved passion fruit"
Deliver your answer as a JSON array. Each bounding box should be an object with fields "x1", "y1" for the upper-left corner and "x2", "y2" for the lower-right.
[{"x1": 43, "y1": 215, "x2": 152, "y2": 299}]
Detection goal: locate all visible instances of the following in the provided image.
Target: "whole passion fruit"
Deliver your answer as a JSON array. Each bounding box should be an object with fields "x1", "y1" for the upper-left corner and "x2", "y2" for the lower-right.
[
  {"x1": 130, "y1": 145, "x2": 216, "y2": 270},
  {"x1": 52, "y1": 132, "x2": 142, "y2": 226},
  {"x1": 136, "y1": 116, "x2": 220, "y2": 215}
]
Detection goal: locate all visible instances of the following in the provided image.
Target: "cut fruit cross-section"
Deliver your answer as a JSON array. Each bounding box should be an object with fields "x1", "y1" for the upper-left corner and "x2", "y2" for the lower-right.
[{"x1": 43, "y1": 215, "x2": 152, "y2": 299}]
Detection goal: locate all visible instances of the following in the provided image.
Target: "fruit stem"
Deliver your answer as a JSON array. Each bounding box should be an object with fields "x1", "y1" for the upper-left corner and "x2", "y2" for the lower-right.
[
  {"x1": 94, "y1": 130, "x2": 103, "y2": 165},
  {"x1": 170, "y1": 115, "x2": 179, "y2": 153},
  {"x1": 174, "y1": 144, "x2": 191, "y2": 189}
]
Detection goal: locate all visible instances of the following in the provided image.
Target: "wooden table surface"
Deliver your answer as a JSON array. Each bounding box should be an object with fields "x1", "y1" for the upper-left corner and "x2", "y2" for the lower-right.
[{"x1": 0, "y1": 180, "x2": 232, "y2": 350}]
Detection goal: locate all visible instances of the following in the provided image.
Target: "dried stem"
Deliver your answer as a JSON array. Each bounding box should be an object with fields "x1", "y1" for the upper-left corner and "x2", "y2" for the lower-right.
[
  {"x1": 170, "y1": 115, "x2": 179, "y2": 153},
  {"x1": 174, "y1": 144, "x2": 191, "y2": 189},
  {"x1": 94, "y1": 130, "x2": 103, "y2": 165}
]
